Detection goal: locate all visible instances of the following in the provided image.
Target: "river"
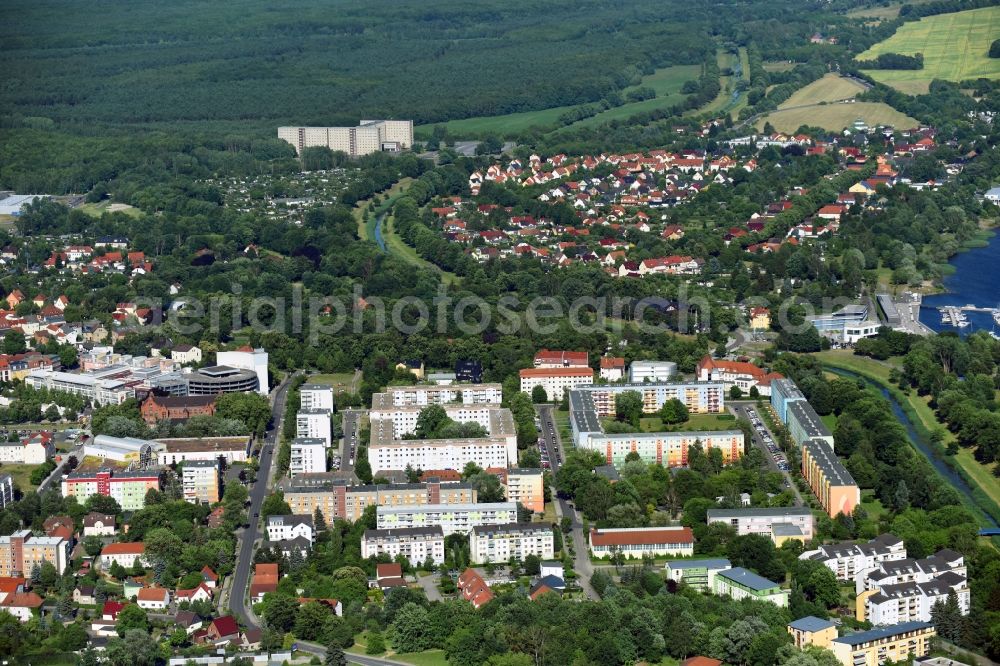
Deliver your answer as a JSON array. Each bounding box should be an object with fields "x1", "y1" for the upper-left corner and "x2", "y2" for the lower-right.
[
  {"x1": 919, "y1": 231, "x2": 1000, "y2": 336},
  {"x1": 827, "y1": 367, "x2": 998, "y2": 528},
  {"x1": 374, "y1": 213, "x2": 387, "y2": 253}
]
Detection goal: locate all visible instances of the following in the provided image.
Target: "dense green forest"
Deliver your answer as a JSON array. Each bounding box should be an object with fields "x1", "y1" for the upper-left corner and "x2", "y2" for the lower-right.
[{"x1": 2, "y1": 0, "x2": 720, "y2": 128}]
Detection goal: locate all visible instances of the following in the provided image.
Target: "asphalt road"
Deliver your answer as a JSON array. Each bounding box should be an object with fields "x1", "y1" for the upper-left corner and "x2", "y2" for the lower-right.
[
  {"x1": 340, "y1": 409, "x2": 361, "y2": 475},
  {"x1": 229, "y1": 375, "x2": 296, "y2": 629},
  {"x1": 535, "y1": 404, "x2": 597, "y2": 600},
  {"x1": 729, "y1": 402, "x2": 804, "y2": 506},
  {"x1": 36, "y1": 444, "x2": 82, "y2": 494},
  {"x1": 294, "y1": 640, "x2": 411, "y2": 665}
]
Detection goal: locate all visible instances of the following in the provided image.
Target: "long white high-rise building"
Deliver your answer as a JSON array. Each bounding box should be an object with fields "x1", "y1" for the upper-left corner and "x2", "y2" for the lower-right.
[{"x1": 278, "y1": 120, "x2": 413, "y2": 157}]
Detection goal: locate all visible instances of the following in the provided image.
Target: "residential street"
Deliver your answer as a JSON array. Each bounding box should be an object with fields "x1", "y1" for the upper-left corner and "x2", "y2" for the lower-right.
[
  {"x1": 536, "y1": 404, "x2": 598, "y2": 600},
  {"x1": 228, "y1": 374, "x2": 296, "y2": 629}
]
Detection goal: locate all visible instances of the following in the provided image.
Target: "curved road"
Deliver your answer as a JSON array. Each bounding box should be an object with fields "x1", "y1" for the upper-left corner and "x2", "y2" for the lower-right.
[{"x1": 229, "y1": 374, "x2": 296, "y2": 629}]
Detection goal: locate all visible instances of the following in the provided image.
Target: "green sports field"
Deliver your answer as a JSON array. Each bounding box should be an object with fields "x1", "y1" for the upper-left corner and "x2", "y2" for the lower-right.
[{"x1": 857, "y1": 6, "x2": 1000, "y2": 94}]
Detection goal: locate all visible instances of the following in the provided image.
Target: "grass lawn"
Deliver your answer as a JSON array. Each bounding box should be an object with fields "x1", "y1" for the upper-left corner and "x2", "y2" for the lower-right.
[
  {"x1": 635, "y1": 413, "x2": 738, "y2": 432},
  {"x1": 857, "y1": 6, "x2": 1000, "y2": 94},
  {"x1": 0, "y1": 463, "x2": 42, "y2": 492},
  {"x1": 310, "y1": 373, "x2": 356, "y2": 392},
  {"x1": 821, "y1": 413, "x2": 838, "y2": 432},
  {"x1": 763, "y1": 61, "x2": 798, "y2": 72},
  {"x1": 355, "y1": 178, "x2": 412, "y2": 241},
  {"x1": 779, "y1": 74, "x2": 867, "y2": 108},
  {"x1": 392, "y1": 650, "x2": 450, "y2": 666},
  {"x1": 757, "y1": 101, "x2": 918, "y2": 133},
  {"x1": 423, "y1": 64, "x2": 699, "y2": 137},
  {"x1": 815, "y1": 350, "x2": 1000, "y2": 516},
  {"x1": 861, "y1": 494, "x2": 888, "y2": 521},
  {"x1": 384, "y1": 209, "x2": 459, "y2": 286},
  {"x1": 77, "y1": 200, "x2": 142, "y2": 218}
]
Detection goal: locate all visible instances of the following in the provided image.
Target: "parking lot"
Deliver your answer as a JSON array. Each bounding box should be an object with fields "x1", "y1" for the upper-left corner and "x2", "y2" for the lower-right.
[
  {"x1": 730, "y1": 402, "x2": 804, "y2": 506},
  {"x1": 744, "y1": 406, "x2": 789, "y2": 472}
]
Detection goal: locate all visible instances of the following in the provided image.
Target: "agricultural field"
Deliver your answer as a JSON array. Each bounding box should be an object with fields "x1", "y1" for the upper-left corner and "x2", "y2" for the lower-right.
[
  {"x1": 756, "y1": 101, "x2": 918, "y2": 133},
  {"x1": 778, "y1": 73, "x2": 867, "y2": 108},
  {"x1": 856, "y1": 6, "x2": 1000, "y2": 94},
  {"x1": 423, "y1": 64, "x2": 700, "y2": 137}
]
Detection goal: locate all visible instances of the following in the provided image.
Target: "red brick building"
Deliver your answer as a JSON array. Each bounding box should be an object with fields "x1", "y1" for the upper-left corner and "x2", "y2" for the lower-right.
[{"x1": 140, "y1": 395, "x2": 217, "y2": 425}]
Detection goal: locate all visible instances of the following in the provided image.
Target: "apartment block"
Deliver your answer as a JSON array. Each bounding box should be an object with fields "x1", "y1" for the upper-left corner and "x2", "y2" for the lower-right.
[
  {"x1": 533, "y1": 349, "x2": 589, "y2": 368},
  {"x1": 376, "y1": 502, "x2": 517, "y2": 535},
  {"x1": 281, "y1": 477, "x2": 476, "y2": 525},
  {"x1": 769, "y1": 378, "x2": 806, "y2": 424},
  {"x1": 664, "y1": 558, "x2": 731, "y2": 591},
  {"x1": 278, "y1": 120, "x2": 413, "y2": 157},
  {"x1": 62, "y1": 468, "x2": 161, "y2": 511},
  {"x1": 519, "y1": 367, "x2": 595, "y2": 401},
  {"x1": 296, "y1": 409, "x2": 332, "y2": 446},
  {"x1": 830, "y1": 622, "x2": 934, "y2": 666},
  {"x1": 578, "y1": 428, "x2": 744, "y2": 469},
  {"x1": 181, "y1": 459, "x2": 220, "y2": 505},
  {"x1": 362, "y1": 526, "x2": 446, "y2": 566},
  {"x1": 787, "y1": 616, "x2": 837, "y2": 650},
  {"x1": 706, "y1": 507, "x2": 815, "y2": 543},
  {"x1": 801, "y1": 438, "x2": 860, "y2": 518},
  {"x1": 785, "y1": 400, "x2": 834, "y2": 448},
  {"x1": 859, "y1": 548, "x2": 967, "y2": 594},
  {"x1": 800, "y1": 534, "x2": 906, "y2": 582},
  {"x1": 589, "y1": 526, "x2": 694, "y2": 558},
  {"x1": 299, "y1": 384, "x2": 334, "y2": 411},
  {"x1": 864, "y1": 575, "x2": 969, "y2": 625},
  {"x1": 573, "y1": 381, "x2": 725, "y2": 417},
  {"x1": 0, "y1": 530, "x2": 71, "y2": 577},
  {"x1": 599, "y1": 356, "x2": 625, "y2": 382},
  {"x1": 0, "y1": 474, "x2": 14, "y2": 509},
  {"x1": 709, "y1": 567, "x2": 788, "y2": 607},
  {"x1": 290, "y1": 438, "x2": 327, "y2": 476},
  {"x1": 492, "y1": 468, "x2": 544, "y2": 513},
  {"x1": 628, "y1": 361, "x2": 677, "y2": 383},
  {"x1": 380, "y1": 383, "x2": 503, "y2": 407},
  {"x1": 0, "y1": 432, "x2": 54, "y2": 465},
  {"x1": 100, "y1": 542, "x2": 146, "y2": 570},
  {"x1": 470, "y1": 523, "x2": 554, "y2": 563}
]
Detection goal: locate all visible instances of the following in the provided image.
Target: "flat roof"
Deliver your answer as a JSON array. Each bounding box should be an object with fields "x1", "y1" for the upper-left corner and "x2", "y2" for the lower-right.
[
  {"x1": 832, "y1": 621, "x2": 933, "y2": 646},
  {"x1": 787, "y1": 401, "x2": 832, "y2": 438},
  {"x1": 788, "y1": 616, "x2": 836, "y2": 632},
  {"x1": 363, "y1": 526, "x2": 445, "y2": 539},
  {"x1": 665, "y1": 558, "x2": 730, "y2": 570},
  {"x1": 717, "y1": 567, "x2": 781, "y2": 592},
  {"x1": 377, "y1": 502, "x2": 516, "y2": 515},
  {"x1": 471, "y1": 522, "x2": 552, "y2": 536},
  {"x1": 803, "y1": 438, "x2": 857, "y2": 486},
  {"x1": 707, "y1": 507, "x2": 813, "y2": 519},
  {"x1": 568, "y1": 390, "x2": 602, "y2": 433},
  {"x1": 155, "y1": 436, "x2": 251, "y2": 453}
]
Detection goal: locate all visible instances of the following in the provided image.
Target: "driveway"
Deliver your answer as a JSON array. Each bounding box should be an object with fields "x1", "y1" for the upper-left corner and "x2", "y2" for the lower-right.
[{"x1": 729, "y1": 401, "x2": 804, "y2": 506}]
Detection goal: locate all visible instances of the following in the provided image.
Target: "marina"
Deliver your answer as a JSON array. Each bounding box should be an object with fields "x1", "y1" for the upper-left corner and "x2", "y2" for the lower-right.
[{"x1": 919, "y1": 231, "x2": 1000, "y2": 336}]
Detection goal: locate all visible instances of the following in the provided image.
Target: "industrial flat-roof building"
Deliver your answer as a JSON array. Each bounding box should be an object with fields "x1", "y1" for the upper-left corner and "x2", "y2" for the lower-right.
[{"x1": 707, "y1": 507, "x2": 815, "y2": 543}]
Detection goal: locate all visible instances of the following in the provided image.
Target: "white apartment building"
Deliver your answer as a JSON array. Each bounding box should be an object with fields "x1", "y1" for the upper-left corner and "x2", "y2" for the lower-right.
[
  {"x1": 296, "y1": 409, "x2": 332, "y2": 446},
  {"x1": 278, "y1": 120, "x2": 413, "y2": 157},
  {"x1": 800, "y1": 534, "x2": 906, "y2": 582},
  {"x1": 376, "y1": 502, "x2": 518, "y2": 536},
  {"x1": 100, "y1": 542, "x2": 147, "y2": 570},
  {"x1": 382, "y1": 384, "x2": 503, "y2": 407},
  {"x1": 866, "y1": 576, "x2": 970, "y2": 625},
  {"x1": 470, "y1": 523, "x2": 554, "y2": 564},
  {"x1": 370, "y1": 437, "x2": 515, "y2": 475},
  {"x1": 519, "y1": 367, "x2": 595, "y2": 401},
  {"x1": 706, "y1": 507, "x2": 815, "y2": 542},
  {"x1": 370, "y1": 402, "x2": 511, "y2": 440},
  {"x1": 300, "y1": 384, "x2": 335, "y2": 411},
  {"x1": 361, "y1": 526, "x2": 446, "y2": 566},
  {"x1": 267, "y1": 514, "x2": 315, "y2": 544},
  {"x1": 290, "y1": 438, "x2": 327, "y2": 476},
  {"x1": 860, "y1": 549, "x2": 967, "y2": 594},
  {"x1": 0, "y1": 435, "x2": 53, "y2": 465},
  {"x1": 628, "y1": 361, "x2": 678, "y2": 383},
  {"x1": 215, "y1": 348, "x2": 269, "y2": 395},
  {"x1": 0, "y1": 474, "x2": 14, "y2": 509}
]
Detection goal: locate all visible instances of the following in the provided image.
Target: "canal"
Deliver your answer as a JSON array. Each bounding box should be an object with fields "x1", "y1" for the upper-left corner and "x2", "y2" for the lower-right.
[{"x1": 826, "y1": 366, "x2": 998, "y2": 529}]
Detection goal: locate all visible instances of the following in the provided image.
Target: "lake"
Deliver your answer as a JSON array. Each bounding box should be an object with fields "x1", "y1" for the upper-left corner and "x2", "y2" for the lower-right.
[{"x1": 919, "y1": 232, "x2": 1000, "y2": 335}]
